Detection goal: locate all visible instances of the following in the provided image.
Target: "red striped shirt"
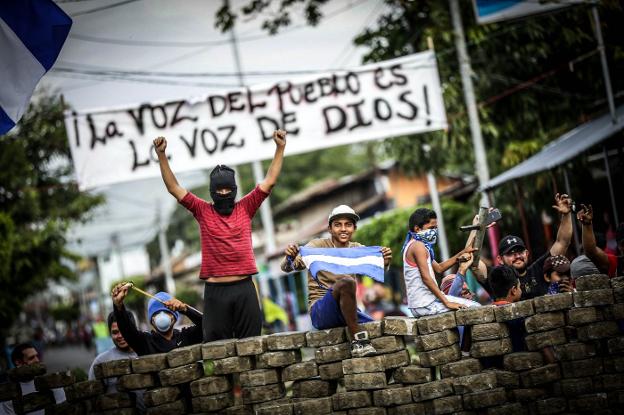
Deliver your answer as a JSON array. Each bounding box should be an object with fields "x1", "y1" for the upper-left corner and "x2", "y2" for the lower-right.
[{"x1": 180, "y1": 186, "x2": 269, "y2": 278}]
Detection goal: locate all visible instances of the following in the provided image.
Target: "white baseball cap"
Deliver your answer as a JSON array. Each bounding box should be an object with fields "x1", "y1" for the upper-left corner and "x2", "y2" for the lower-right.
[{"x1": 328, "y1": 205, "x2": 360, "y2": 225}]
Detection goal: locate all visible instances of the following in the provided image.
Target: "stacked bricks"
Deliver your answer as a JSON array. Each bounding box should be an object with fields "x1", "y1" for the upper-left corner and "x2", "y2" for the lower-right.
[{"x1": 2, "y1": 274, "x2": 624, "y2": 413}]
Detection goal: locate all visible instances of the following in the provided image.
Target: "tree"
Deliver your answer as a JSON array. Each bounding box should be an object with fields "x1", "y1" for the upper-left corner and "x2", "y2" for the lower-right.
[{"x1": 0, "y1": 94, "x2": 103, "y2": 329}]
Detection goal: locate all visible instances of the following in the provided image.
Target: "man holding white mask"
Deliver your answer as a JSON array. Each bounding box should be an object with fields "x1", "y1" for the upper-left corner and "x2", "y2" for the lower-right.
[{"x1": 110, "y1": 284, "x2": 202, "y2": 355}]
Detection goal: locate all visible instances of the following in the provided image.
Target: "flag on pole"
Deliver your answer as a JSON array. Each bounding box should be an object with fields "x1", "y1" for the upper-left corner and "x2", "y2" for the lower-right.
[
  {"x1": 299, "y1": 246, "x2": 386, "y2": 283},
  {"x1": 0, "y1": 0, "x2": 72, "y2": 135}
]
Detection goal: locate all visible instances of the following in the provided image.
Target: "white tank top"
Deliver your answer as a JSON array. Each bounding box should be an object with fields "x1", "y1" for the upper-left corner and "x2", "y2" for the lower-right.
[{"x1": 403, "y1": 239, "x2": 438, "y2": 308}]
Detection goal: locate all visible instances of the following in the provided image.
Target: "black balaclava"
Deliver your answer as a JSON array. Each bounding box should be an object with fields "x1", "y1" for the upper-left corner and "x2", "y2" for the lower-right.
[{"x1": 210, "y1": 165, "x2": 237, "y2": 215}]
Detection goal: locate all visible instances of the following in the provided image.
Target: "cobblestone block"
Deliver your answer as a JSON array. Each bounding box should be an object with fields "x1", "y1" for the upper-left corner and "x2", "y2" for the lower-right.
[
  {"x1": 166, "y1": 344, "x2": 201, "y2": 367},
  {"x1": 604, "y1": 303, "x2": 624, "y2": 320},
  {"x1": 236, "y1": 336, "x2": 268, "y2": 356},
  {"x1": 594, "y1": 373, "x2": 624, "y2": 391},
  {"x1": 553, "y1": 342, "x2": 597, "y2": 360},
  {"x1": 371, "y1": 336, "x2": 404, "y2": 353},
  {"x1": 426, "y1": 395, "x2": 463, "y2": 414},
  {"x1": 607, "y1": 337, "x2": 624, "y2": 354},
  {"x1": 418, "y1": 344, "x2": 461, "y2": 367},
  {"x1": 212, "y1": 356, "x2": 253, "y2": 374},
  {"x1": 282, "y1": 361, "x2": 318, "y2": 381},
  {"x1": 34, "y1": 371, "x2": 75, "y2": 390},
  {"x1": 240, "y1": 369, "x2": 280, "y2": 387},
  {"x1": 486, "y1": 402, "x2": 527, "y2": 415},
  {"x1": 292, "y1": 379, "x2": 336, "y2": 398},
  {"x1": 393, "y1": 365, "x2": 432, "y2": 384},
  {"x1": 382, "y1": 350, "x2": 410, "y2": 370},
  {"x1": 416, "y1": 312, "x2": 457, "y2": 334},
  {"x1": 503, "y1": 352, "x2": 543, "y2": 371},
  {"x1": 0, "y1": 382, "x2": 19, "y2": 401},
  {"x1": 292, "y1": 396, "x2": 332, "y2": 415},
  {"x1": 21, "y1": 391, "x2": 54, "y2": 413},
  {"x1": 494, "y1": 300, "x2": 534, "y2": 321},
  {"x1": 143, "y1": 386, "x2": 181, "y2": 407},
  {"x1": 414, "y1": 329, "x2": 459, "y2": 351},
  {"x1": 343, "y1": 356, "x2": 385, "y2": 374},
  {"x1": 94, "y1": 392, "x2": 134, "y2": 410},
  {"x1": 315, "y1": 343, "x2": 351, "y2": 363},
  {"x1": 256, "y1": 350, "x2": 301, "y2": 368},
  {"x1": 192, "y1": 392, "x2": 233, "y2": 412},
  {"x1": 471, "y1": 338, "x2": 513, "y2": 358},
  {"x1": 576, "y1": 274, "x2": 611, "y2": 291},
  {"x1": 347, "y1": 408, "x2": 386, "y2": 415},
  {"x1": 520, "y1": 364, "x2": 561, "y2": 387},
  {"x1": 530, "y1": 397, "x2": 566, "y2": 415},
  {"x1": 254, "y1": 400, "x2": 293, "y2": 415},
  {"x1": 451, "y1": 372, "x2": 498, "y2": 394},
  {"x1": 463, "y1": 387, "x2": 507, "y2": 409},
  {"x1": 557, "y1": 377, "x2": 594, "y2": 397},
  {"x1": 318, "y1": 361, "x2": 343, "y2": 380},
  {"x1": 373, "y1": 386, "x2": 412, "y2": 407},
  {"x1": 603, "y1": 355, "x2": 624, "y2": 373},
  {"x1": 8, "y1": 362, "x2": 46, "y2": 382},
  {"x1": 533, "y1": 293, "x2": 573, "y2": 313},
  {"x1": 574, "y1": 289, "x2": 614, "y2": 307},
  {"x1": 567, "y1": 307, "x2": 603, "y2": 326},
  {"x1": 387, "y1": 403, "x2": 426, "y2": 415},
  {"x1": 525, "y1": 328, "x2": 567, "y2": 350},
  {"x1": 117, "y1": 373, "x2": 156, "y2": 390},
  {"x1": 331, "y1": 391, "x2": 372, "y2": 410},
  {"x1": 357, "y1": 320, "x2": 384, "y2": 339},
  {"x1": 190, "y1": 375, "x2": 231, "y2": 396},
  {"x1": 455, "y1": 306, "x2": 496, "y2": 325},
  {"x1": 131, "y1": 353, "x2": 168, "y2": 373},
  {"x1": 568, "y1": 393, "x2": 608, "y2": 412},
  {"x1": 490, "y1": 369, "x2": 520, "y2": 388},
  {"x1": 97, "y1": 359, "x2": 132, "y2": 378},
  {"x1": 159, "y1": 362, "x2": 202, "y2": 386},
  {"x1": 383, "y1": 317, "x2": 419, "y2": 335},
  {"x1": 412, "y1": 379, "x2": 454, "y2": 401},
  {"x1": 64, "y1": 380, "x2": 105, "y2": 402},
  {"x1": 267, "y1": 331, "x2": 306, "y2": 350},
  {"x1": 440, "y1": 358, "x2": 481, "y2": 378},
  {"x1": 577, "y1": 321, "x2": 620, "y2": 340},
  {"x1": 524, "y1": 312, "x2": 565, "y2": 333},
  {"x1": 242, "y1": 383, "x2": 285, "y2": 404},
  {"x1": 561, "y1": 357, "x2": 603, "y2": 378},
  {"x1": 344, "y1": 372, "x2": 387, "y2": 390},
  {"x1": 145, "y1": 399, "x2": 185, "y2": 415},
  {"x1": 471, "y1": 323, "x2": 509, "y2": 341},
  {"x1": 306, "y1": 327, "x2": 346, "y2": 347},
  {"x1": 222, "y1": 404, "x2": 253, "y2": 414},
  {"x1": 512, "y1": 388, "x2": 547, "y2": 402},
  {"x1": 202, "y1": 339, "x2": 237, "y2": 359}
]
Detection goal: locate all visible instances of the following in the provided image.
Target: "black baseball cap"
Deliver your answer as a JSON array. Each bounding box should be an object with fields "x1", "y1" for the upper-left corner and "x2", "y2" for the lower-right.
[{"x1": 499, "y1": 235, "x2": 527, "y2": 255}]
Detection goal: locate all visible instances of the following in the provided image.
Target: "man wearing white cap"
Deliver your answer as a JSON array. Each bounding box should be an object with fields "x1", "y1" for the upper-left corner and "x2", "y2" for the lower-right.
[{"x1": 281, "y1": 205, "x2": 392, "y2": 357}]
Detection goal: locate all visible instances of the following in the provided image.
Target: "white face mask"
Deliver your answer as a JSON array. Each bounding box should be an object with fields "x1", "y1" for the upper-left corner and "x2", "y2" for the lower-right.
[{"x1": 153, "y1": 312, "x2": 173, "y2": 333}]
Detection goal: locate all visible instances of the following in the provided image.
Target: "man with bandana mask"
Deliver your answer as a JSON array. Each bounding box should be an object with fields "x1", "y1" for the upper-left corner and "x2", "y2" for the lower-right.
[
  {"x1": 153, "y1": 130, "x2": 286, "y2": 341},
  {"x1": 110, "y1": 286, "x2": 202, "y2": 355},
  {"x1": 402, "y1": 208, "x2": 479, "y2": 317}
]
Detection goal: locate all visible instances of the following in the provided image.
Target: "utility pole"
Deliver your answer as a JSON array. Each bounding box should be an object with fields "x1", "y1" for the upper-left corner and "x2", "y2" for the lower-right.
[
  {"x1": 449, "y1": 0, "x2": 490, "y2": 208},
  {"x1": 423, "y1": 144, "x2": 450, "y2": 262},
  {"x1": 157, "y1": 203, "x2": 176, "y2": 295},
  {"x1": 230, "y1": 26, "x2": 276, "y2": 297}
]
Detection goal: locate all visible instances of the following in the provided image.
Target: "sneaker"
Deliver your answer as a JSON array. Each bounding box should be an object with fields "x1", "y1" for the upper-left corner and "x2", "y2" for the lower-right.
[{"x1": 350, "y1": 331, "x2": 376, "y2": 357}]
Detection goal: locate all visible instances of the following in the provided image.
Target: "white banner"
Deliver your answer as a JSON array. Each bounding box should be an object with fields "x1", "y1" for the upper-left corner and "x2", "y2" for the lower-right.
[{"x1": 65, "y1": 51, "x2": 447, "y2": 190}]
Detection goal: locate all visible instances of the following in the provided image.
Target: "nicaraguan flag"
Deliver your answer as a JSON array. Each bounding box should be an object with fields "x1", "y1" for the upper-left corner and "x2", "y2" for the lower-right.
[
  {"x1": 0, "y1": 0, "x2": 72, "y2": 135},
  {"x1": 299, "y1": 246, "x2": 385, "y2": 283}
]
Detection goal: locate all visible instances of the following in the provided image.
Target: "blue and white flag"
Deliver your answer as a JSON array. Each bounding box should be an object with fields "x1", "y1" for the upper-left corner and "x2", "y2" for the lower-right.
[
  {"x1": 299, "y1": 246, "x2": 385, "y2": 283},
  {"x1": 0, "y1": 0, "x2": 72, "y2": 135}
]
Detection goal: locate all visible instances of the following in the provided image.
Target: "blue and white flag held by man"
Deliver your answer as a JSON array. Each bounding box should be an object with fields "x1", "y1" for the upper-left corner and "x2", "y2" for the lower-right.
[
  {"x1": 0, "y1": 0, "x2": 72, "y2": 135},
  {"x1": 299, "y1": 246, "x2": 386, "y2": 283}
]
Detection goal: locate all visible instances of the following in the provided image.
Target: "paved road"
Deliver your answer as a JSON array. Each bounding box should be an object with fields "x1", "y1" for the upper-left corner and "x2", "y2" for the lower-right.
[{"x1": 43, "y1": 345, "x2": 97, "y2": 374}]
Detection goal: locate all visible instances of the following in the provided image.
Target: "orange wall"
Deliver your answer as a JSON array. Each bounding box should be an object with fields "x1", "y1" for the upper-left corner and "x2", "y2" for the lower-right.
[{"x1": 386, "y1": 171, "x2": 459, "y2": 209}]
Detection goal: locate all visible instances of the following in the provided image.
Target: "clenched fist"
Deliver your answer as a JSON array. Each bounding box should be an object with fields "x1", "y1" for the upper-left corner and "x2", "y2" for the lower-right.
[
  {"x1": 273, "y1": 129, "x2": 287, "y2": 147},
  {"x1": 153, "y1": 136, "x2": 167, "y2": 153}
]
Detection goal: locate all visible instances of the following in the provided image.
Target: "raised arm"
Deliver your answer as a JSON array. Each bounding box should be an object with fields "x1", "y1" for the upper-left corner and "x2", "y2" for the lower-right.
[
  {"x1": 550, "y1": 193, "x2": 573, "y2": 256},
  {"x1": 111, "y1": 283, "x2": 148, "y2": 356},
  {"x1": 432, "y1": 246, "x2": 476, "y2": 274},
  {"x1": 154, "y1": 137, "x2": 187, "y2": 202},
  {"x1": 577, "y1": 204, "x2": 610, "y2": 273},
  {"x1": 259, "y1": 130, "x2": 287, "y2": 193}
]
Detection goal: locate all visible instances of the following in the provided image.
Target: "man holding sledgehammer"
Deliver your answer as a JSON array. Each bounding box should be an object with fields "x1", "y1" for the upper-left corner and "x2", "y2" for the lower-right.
[{"x1": 111, "y1": 283, "x2": 202, "y2": 356}]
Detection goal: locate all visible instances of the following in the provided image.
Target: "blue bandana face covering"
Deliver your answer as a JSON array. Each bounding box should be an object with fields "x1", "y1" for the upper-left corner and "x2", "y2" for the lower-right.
[
  {"x1": 153, "y1": 311, "x2": 173, "y2": 333},
  {"x1": 401, "y1": 228, "x2": 438, "y2": 261},
  {"x1": 417, "y1": 228, "x2": 438, "y2": 245}
]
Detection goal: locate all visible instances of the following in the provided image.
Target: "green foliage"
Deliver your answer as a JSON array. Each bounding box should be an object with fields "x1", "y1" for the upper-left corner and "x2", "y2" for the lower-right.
[
  {"x1": 71, "y1": 367, "x2": 88, "y2": 382},
  {"x1": 50, "y1": 301, "x2": 80, "y2": 322},
  {"x1": 0, "y1": 94, "x2": 102, "y2": 328},
  {"x1": 355, "y1": 199, "x2": 474, "y2": 268},
  {"x1": 175, "y1": 287, "x2": 201, "y2": 309}
]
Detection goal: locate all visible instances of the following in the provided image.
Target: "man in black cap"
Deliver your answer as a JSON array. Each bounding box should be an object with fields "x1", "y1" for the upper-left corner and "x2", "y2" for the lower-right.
[
  {"x1": 496, "y1": 193, "x2": 573, "y2": 299},
  {"x1": 153, "y1": 130, "x2": 286, "y2": 341}
]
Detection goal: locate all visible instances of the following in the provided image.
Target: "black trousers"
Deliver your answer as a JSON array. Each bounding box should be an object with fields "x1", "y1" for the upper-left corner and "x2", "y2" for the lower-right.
[{"x1": 202, "y1": 277, "x2": 262, "y2": 342}]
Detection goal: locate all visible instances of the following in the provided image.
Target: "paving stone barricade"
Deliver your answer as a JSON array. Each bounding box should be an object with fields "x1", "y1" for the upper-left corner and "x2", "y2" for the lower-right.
[{"x1": 2, "y1": 274, "x2": 624, "y2": 414}]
